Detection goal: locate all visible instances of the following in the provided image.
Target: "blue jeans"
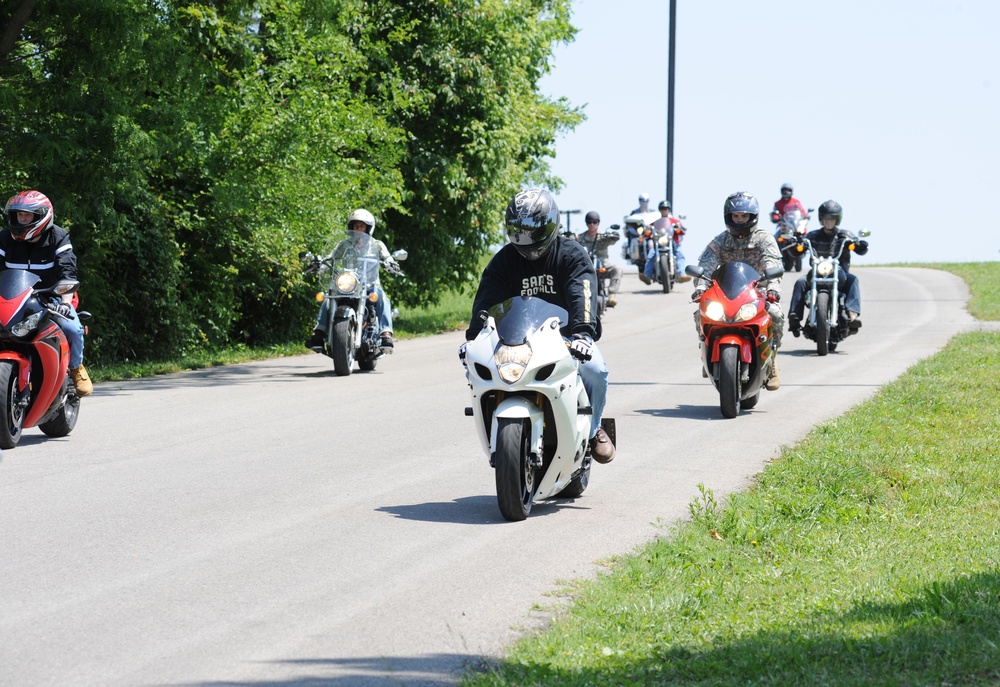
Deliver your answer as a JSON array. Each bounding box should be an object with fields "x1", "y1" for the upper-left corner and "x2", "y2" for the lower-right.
[
  {"x1": 315, "y1": 287, "x2": 393, "y2": 334},
  {"x1": 789, "y1": 269, "x2": 861, "y2": 320},
  {"x1": 578, "y1": 343, "x2": 609, "y2": 439},
  {"x1": 61, "y1": 305, "x2": 85, "y2": 369},
  {"x1": 673, "y1": 244, "x2": 686, "y2": 276}
]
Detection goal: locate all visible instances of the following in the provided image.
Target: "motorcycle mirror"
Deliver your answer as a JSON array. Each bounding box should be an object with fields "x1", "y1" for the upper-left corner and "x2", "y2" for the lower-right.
[
  {"x1": 608, "y1": 223, "x2": 621, "y2": 230},
  {"x1": 685, "y1": 264, "x2": 704, "y2": 278},
  {"x1": 858, "y1": 229, "x2": 871, "y2": 238},
  {"x1": 393, "y1": 249, "x2": 408, "y2": 261},
  {"x1": 678, "y1": 214, "x2": 686, "y2": 220},
  {"x1": 299, "y1": 250, "x2": 315, "y2": 262},
  {"x1": 763, "y1": 265, "x2": 785, "y2": 280},
  {"x1": 476, "y1": 310, "x2": 489, "y2": 324}
]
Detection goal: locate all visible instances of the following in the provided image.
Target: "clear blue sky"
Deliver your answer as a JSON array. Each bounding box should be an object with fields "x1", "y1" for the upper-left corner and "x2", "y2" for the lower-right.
[{"x1": 539, "y1": 0, "x2": 999, "y2": 263}]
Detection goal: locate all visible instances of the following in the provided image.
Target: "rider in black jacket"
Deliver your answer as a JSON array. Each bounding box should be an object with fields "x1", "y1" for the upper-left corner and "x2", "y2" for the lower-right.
[
  {"x1": 1, "y1": 190, "x2": 92, "y2": 396},
  {"x1": 788, "y1": 199, "x2": 869, "y2": 335},
  {"x1": 461, "y1": 189, "x2": 614, "y2": 464}
]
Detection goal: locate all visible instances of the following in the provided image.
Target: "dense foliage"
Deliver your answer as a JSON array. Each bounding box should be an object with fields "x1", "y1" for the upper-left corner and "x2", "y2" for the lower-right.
[{"x1": 0, "y1": 0, "x2": 580, "y2": 363}]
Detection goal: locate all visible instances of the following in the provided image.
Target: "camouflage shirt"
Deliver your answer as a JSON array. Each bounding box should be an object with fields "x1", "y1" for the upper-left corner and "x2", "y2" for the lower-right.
[
  {"x1": 574, "y1": 230, "x2": 618, "y2": 261},
  {"x1": 694, "y1": 226, "x2": 783, "y2": 292}
]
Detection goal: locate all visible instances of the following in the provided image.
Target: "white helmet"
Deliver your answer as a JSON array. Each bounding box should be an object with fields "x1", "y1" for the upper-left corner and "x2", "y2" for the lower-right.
[{"x1": 347, "y1": 208, "x2": 376, "y2": 235}]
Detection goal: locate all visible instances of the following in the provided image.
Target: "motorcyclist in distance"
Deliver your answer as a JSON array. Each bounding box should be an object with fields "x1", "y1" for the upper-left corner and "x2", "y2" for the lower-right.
[
  {"x1": 623, "y1": 192, "x2": 651, "y2": 279},
  {"x1": 575, "y1": 210, "x2": 623, "y2": 307},
  {"x1": 652, "y1": 199, "x2": 692, "y2": 284},
  {"x1": 305, "y1": 208, "x2": 400, "y2": 351},
  {"x1": 460, "y1": 189, "x2": 615, "y2": 464},
  {"x1": 1, "y1": 190, "x2": 92, "y2": 396},
  {"x1": 787, "y1": 199, "x2": 869, "y2": 336},
  {"x1": 770, "y1": 182, "x2": 809, "y2": 224},
  {"x1": 691, "y1": 191, "x2": 785, "y2": 390}
]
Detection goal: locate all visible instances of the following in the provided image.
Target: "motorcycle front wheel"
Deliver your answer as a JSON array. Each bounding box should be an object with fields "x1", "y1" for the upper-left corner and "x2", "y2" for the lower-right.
[
  {"x1": 719, "y1": 344, "x2": 742, "y2": 419},
  {"x1": 495, "y1": 417, "x2": 535, "y2": 521},
  {"x1": 38, "y1": 379, "x2": 80, "y2": 437},
  {"x1": 332, "y1": 318, "x2": 356, "y2": 376},
  {"x1": 659, "y1": 254, "x2": 673, "y2": 293},
  {"x1": 0, "y1": 361, "x2": 25, "y2": 448},
  {"x1": 815, "y1": 292, "x2": 831, "y2": 357}
]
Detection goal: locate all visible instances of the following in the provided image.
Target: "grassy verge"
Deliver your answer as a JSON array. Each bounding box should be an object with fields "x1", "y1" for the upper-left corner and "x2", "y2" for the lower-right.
[{"x1": 463, "y1": 263, "x2": 1000, "y2": 686}]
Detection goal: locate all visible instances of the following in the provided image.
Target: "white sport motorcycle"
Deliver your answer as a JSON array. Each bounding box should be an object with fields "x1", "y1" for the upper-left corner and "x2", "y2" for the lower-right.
[{"x1": 463, "y1": 296, "x2": 614, "y2": 521}]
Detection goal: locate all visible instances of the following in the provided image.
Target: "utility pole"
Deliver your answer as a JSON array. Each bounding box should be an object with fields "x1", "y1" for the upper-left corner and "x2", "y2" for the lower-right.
[
  {"x1": 665, "y1": 0, "x2": 677, "y2": 206},
  {"x1": 560, "y1": 209, "x2": 581, "y2": 236}
]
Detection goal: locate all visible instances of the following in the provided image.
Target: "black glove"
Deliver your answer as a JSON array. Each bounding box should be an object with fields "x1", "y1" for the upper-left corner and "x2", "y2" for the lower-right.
[
  {"x1": 569, "y1": 334, "x2": 594, "y2": 361},
  {"x1": 855, "y1": 240, "x2": 869, "y2": 255},
  {"x1": 55, "y1": 302, "x2": 73, "y2": 318},
  {"x1": 766, "y1": 290, "x2": 780, "y2": 303},
  {"x1": 458, "y1": 341, "x2": 469, "y2": 369},
  {"x1": 691, "y1": 289, "x2": 706, "y2": 302}
]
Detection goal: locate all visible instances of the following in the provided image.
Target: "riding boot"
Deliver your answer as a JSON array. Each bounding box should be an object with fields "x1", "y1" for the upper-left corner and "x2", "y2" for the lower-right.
[
  {"x1": 765, "y1": 355, "x2": 781, "y2": 391},
  {"x1": 69, "y1": 365, "x2": 94, "y2": 397}
]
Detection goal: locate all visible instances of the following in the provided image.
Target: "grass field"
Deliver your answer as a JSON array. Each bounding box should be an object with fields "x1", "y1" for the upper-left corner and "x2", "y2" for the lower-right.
[{"x1": 462, "y1": 263, "x2": 1000, "y2": 686}]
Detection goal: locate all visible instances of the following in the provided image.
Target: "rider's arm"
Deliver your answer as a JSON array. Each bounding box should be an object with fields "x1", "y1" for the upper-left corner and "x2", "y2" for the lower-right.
[
  {"x1": 466, "y1": 249, "x2": 515, "y2": 340},
  {"x1": 562, "y1": 240, "x2": 600, "y2": 341}
]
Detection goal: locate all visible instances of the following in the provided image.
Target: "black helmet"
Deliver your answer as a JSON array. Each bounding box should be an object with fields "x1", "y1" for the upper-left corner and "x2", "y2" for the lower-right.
[
  {"x1": 584, "y1": 210, "x2": 600, "y2": 224},
  {"x1": 658, "y1": 200, "x2": 671, "y2": 211},
  {"x1": 723, "y1": 191, "x2": 759, "y2": 239},
  {"x1": 780, "y1": 182, "x2": 793, "y2": 198},
  {"x1": 818, "y1": 200, "x2": 843, "y2": 228},
  {"x1": 505, "y1": 189, "x2": 560, "y2": 261}
]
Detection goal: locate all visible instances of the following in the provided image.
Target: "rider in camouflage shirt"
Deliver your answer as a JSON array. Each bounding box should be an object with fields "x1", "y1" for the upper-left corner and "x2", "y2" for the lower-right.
[{"x1": 691, "y1": 192, "x2": 786, "y2": 389}]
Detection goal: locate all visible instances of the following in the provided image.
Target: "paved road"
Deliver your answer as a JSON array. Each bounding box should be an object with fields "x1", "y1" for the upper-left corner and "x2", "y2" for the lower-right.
[{"x1": 0, "y1": 267, "x2": 976, "y2": 686}]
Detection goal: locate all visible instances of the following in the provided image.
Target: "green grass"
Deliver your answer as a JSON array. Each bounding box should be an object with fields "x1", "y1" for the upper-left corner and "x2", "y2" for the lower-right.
[{"x1": 463, "y1": 262, "x2": 1000, "y2": 687}]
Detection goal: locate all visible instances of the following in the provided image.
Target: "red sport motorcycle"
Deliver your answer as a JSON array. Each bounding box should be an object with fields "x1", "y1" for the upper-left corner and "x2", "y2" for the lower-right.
[
  {"x1": 685, "y1": 261, "x2": 784, "y2": 418},
  {"x1": 0, "y1": 269, "x2": 88, "y2": 448}
]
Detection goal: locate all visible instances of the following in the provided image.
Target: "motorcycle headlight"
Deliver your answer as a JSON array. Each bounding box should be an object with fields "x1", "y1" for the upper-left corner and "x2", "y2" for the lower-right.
[
  {"x1": 334, "y1": 272, "x2": 358, "y2": 293},
  {"x1": 494, "y1": 343, "x2": 532, "y2": 384},
  {"x1": 704, "y1": 301, "x2": 726, "y2": 322},
  {"x1": 734, "y1": 302, "x2": 759, "y2": 322},
  {"x1": 816, "y1": 259, "x2": 836, "y2": 277},
  {"x1": 658, "y1": 236, "x2": 670, "y2": 247},
  {"x1": 11, "y1": 311, "x2": 43, "y2": 338}
]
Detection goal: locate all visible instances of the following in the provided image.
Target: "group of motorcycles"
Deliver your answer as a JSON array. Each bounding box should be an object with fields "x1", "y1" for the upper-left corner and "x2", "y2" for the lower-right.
[{"x1": 620, "y1": 211, "x2": 679, "y2": 293}]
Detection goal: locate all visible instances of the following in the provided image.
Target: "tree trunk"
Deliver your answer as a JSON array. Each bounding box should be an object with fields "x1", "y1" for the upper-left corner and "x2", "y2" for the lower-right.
[{"x1": 0, "y1": 0, "x2": 37, "y2": 61}]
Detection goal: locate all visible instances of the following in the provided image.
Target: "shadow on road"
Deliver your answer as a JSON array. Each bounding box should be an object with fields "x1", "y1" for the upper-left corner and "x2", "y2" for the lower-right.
[
  {"x1": 377, "y1": 495, "x2": 574, "y2": 524},
  {"x1": 184, "y1": 651, "x2": 486, "y2": 686}
]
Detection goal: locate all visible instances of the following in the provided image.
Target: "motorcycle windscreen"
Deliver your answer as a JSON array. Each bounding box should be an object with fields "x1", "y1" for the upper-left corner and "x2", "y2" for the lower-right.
[
  {"x1": 0, "y1": 269, "x2": 41, "y2": 300},
  {"x1": 711, "y1": 262, "x2": 761, "y2": 300},
  {"x1": 489, "y1": 297, "x2": 569, "y2": 345},
  {"x1": 329, "y1": 230, "x2": 382, "y2": 284}
]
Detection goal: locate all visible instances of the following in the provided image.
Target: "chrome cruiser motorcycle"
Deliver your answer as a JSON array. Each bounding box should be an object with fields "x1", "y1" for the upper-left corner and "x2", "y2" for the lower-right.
[
  {"x1": 305, "y1": 230, "x2": 407, "y2": 376},
  {"x1": 799, "y1": 230, "x2": 871, "y2": 356},
  {"x1": 463, "y1": 296, "x2": 615, "y2": 521}
]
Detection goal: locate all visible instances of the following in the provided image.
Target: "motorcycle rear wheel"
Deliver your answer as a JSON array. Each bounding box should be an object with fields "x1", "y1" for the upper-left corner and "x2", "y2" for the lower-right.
[
  {"x1": 0, "y1": 361, "x2": 25, "y2": 448},
  {"x1": 332, "y1": 318, "x2": 355, "y2": 376},
  {"x1": 38, "y1": 379, "x2": 80, "y2": 437},
  {"x1": 815, "y1": 292, "x2": 831, "y2": 357},
  {"x1": 719, "y1": 344, "x2": 741, "y2": 419},
  {"x1": 495, "y1": 418, "x2": 535, "y2": 521}
]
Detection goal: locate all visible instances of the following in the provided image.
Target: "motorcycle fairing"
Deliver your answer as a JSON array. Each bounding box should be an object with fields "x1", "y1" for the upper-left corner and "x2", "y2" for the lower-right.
[
  {"x1": 0, "y1": 351, "x2": 31, "y2": 392},
  {"x1": 25, "y1": 325, "x2": 69, "y2": 428},
  {"x1": 709, "y1": 262, "x2": 762, "y2": 302}
]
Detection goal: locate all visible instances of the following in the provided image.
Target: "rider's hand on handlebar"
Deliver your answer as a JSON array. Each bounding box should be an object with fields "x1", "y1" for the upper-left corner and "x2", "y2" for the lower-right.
[
  {"x1": 766, "y1": 290, "x2": 780, "y2": 304},
  {"x1": 569, "y1": 334, "x2": 594, "y2": 362},
  {"x1": 458, "y1": 341, "x2": 469, "y2": 369},
  {"x1": 55, "y1": 302, "x2": 73, "y2": 318},
  {"x1": 691, "y1": 289, "x2": 706, "y2": 302}
]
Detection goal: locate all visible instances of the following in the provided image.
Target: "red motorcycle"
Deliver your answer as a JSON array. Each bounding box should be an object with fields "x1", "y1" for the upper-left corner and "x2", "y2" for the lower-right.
[
  {"x1": 0, "y1": 269, "x2": 87, "y2": 448},
  {"x1": 686, "y1": 261, "x2": 783, "y2": 418}
]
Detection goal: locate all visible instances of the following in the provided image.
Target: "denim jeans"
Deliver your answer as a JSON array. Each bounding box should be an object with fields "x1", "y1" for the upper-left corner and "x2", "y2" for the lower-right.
[
  {"x1": 61, "y1": 305, "x2": 85, "y2": 369},
  {"x1": 315, "y1": 287, "x2": 393, "y2": 335},
  {"x1": 578, "y1": 343, "x2": 609, "y2": 439},
  {"x1": 789, "y1": 269, "x2": 861, "y2": 321}
]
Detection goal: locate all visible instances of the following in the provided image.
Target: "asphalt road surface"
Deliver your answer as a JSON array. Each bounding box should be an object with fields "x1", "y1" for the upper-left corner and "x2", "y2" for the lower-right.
[{"x1": 0, "y1": 267, "x2": 977, "y2": 686}]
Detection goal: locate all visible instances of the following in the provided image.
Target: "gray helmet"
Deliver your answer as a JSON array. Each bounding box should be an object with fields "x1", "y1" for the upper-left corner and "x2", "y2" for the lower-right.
[
  {"x1": 723, "y1": 191, "x2": 759, "y2": 239},
  {"x1": 780, "y1": 182, "x2": 793, "y2": 198},
  {"x1": 658, "y1": 199, "x2": 671, "y2": 211},
  {"x1": 818, "y1": 200, "x2": 843, "y2": 229},
  {"x1": 584, "y1": 210, "x2": 600, "y2": 224},
  {"x1": 505, "y1": 189, "x2": 560, "y2": 261}
]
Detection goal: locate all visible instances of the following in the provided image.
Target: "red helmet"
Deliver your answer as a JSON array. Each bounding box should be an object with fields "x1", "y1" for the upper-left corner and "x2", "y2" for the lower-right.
[{"x1": 5, "y1": 190, "x2": 54, "y2": 241}]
